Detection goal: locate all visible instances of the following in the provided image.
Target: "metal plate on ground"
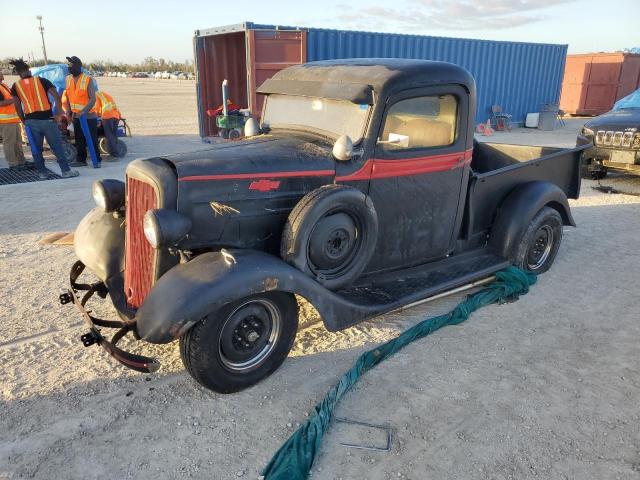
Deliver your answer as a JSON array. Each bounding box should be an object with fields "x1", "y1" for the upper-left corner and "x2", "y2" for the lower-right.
[{"x1": 0, "y1": 165, "x2": 61, "y2": 185}]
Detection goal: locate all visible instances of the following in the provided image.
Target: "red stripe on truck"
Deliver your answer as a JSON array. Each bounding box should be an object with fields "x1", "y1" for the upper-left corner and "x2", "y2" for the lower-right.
[
  {"x1": 179, "y1": 170, "x2": 335, "y2": 182},
  {"x1": 336, "y1": 149, "x2": 473, "y2": 182}
]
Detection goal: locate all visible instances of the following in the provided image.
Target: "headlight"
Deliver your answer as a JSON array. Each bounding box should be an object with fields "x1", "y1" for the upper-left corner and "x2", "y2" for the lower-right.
[
  {"x1": 92, "y1": 180, "x2": 125, "y2": 212},
  {"x1": 143, "y1": 209, "x2": 192, "y2": 249},
  {"x1": 581, "y1": 127, "x2": 594, "y2": 137}
]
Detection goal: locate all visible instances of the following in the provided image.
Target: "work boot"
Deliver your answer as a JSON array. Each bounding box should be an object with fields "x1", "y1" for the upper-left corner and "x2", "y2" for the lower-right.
[
  {"x1": 61, "y1": 169, "x2": 80, "y2": 178},
  {"x1": 70, "y1": 160, "x2": 87, "y2": 167}
]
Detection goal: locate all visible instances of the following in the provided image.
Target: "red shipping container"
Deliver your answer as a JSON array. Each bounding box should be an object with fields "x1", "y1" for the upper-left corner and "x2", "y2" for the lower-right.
[
  {"x1": 560, "y1": 52, "x2": 640, "y2": 116},
  {"x1": 193, "y1": 26, "x2": 306, "y2": 138}
]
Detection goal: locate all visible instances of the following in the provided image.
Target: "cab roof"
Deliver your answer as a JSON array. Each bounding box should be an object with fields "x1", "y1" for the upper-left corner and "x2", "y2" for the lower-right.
[{"x1": 257, "y1": 58, "x2": 475, "y2": 104}]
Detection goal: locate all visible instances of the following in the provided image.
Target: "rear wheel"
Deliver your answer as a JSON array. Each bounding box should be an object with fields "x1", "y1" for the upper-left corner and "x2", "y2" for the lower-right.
[
  {"x1": 99, "y1": 138, "x2": 127, "y2": 157},
  {"x1": 180, "y1": 292, "x2": 298, "y2": 393},
  {"x1": 514, "y1": 207, "x2": 563, "y2": 274}
]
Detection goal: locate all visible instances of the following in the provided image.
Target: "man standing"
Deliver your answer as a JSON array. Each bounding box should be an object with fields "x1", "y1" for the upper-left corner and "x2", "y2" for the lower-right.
[
  {"x1": 64, "y1": 56, "x2": 101, "y2": 167},
  {"x1": 0, "y1": 71, "x2": 26, "y2": 169},
  {"x1": 10, "y1": 59, "x2": 79, "y2": 179},
  {"x1": 95, "y1": 90, "x2": 123, "y2": 157}
]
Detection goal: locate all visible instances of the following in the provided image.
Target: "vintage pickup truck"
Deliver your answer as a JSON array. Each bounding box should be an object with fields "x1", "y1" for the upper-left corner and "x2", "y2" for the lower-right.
[{"x1": 61, "y1": 59, "x2": 588, "y2": 393}]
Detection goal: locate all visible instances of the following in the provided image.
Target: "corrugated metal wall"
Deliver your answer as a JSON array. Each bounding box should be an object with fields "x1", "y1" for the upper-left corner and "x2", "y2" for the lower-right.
[
  {"x1": 306, "y1": 29, "x2": 568, "y2": 125},
  {"x1": 194, "y1": 31, "x2": 248, "y2": 138},
  {"x1": 560, "y1": 53, "x2": 640, "y2": 115}
]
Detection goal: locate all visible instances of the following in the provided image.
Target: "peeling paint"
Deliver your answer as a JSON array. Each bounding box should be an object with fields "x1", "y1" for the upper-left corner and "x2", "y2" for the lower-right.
[
  {"x1": 221, "y1": 249, "x2": 237, "y2": 266},
  {"x1": 210, "y1": 201, "x2": 240, "y2": 217},
  {"x1": 264, "y1": 277, "x2": 279, "y2": 291}
]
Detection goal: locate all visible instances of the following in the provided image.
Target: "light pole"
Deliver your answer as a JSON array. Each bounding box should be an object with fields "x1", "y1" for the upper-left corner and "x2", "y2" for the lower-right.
[{"x1": 37, "y1": 15, "x2": 48, "y2": 65}]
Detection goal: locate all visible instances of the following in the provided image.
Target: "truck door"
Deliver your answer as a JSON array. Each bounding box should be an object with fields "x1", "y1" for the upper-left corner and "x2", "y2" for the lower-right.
[
  {"x1": 247, "y1": 29, "x2": 307, "y2": 120},
  {"x1": 365, "y1": 85, "x2": 471, "y2": 272}
]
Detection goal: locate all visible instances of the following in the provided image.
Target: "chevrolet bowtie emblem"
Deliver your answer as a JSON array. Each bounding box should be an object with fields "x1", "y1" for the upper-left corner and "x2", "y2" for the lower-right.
[{"x1": 249, "y1": 179, "x2": 281, "y2": 192}]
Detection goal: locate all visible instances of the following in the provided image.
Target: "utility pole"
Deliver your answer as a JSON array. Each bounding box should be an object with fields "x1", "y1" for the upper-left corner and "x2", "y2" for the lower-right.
[{"x1": 37, "y1": 15, "x2": 48, "y2": 65}]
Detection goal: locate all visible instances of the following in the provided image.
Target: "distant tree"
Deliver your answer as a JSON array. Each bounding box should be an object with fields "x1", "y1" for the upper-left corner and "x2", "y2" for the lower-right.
[{"x1": 1, "y1": 56, "x2": 195, "y2": 74}]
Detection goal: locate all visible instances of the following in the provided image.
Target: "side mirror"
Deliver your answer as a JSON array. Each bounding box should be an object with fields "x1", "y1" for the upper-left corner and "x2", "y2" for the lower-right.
[
  {"x1": 333, "y1": 135, "x2": 354, "y2": 162},
  {"x1": 244, "y1": 117, "x2": 260, "y2": 137}
]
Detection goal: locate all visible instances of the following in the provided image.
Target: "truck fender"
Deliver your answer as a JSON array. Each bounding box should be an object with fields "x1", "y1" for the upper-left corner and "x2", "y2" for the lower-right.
[
  {"x1": 135, "y1": 249, "x2": 379, "y2": 343},
  {"x1": 74, "y1": 207, "x2": 125, "y2": 282},
  {"x1": 489, "y1": 180, "x2": 575, "y2": 260}
]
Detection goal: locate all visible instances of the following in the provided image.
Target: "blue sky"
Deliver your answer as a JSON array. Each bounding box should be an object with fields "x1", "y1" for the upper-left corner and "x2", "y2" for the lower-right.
[{"x1": 1, "y1": 0, "x2": 637, "y2": 63}]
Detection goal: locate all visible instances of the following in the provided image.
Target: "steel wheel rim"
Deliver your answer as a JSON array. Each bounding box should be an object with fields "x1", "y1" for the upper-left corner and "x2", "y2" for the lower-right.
[
  {"x1": 527, "y1": 225, "x2": 554, "y2": 270},
  {"x1": 218, "y1": 299, "x2": 281, "y2": 372},
  {"x1": 308, "y1": 209, "x2": 362, "y2": 279}
]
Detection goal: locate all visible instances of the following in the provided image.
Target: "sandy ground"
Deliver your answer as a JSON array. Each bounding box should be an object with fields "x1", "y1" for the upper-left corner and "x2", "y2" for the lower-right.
[{"x1": 1, "y1": 79, "x2": 639, "y2": 480}]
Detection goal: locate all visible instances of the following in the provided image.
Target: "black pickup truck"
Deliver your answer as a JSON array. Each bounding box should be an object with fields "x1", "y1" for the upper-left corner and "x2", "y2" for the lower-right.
[{"x1": 62, "y1": 59, "x2": 588, "y2": 393}]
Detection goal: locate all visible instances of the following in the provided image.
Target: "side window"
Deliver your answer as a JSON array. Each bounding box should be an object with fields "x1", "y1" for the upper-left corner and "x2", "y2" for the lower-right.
[{"x1": 380, "y1": 94, "x2": 458, "y2": 151}]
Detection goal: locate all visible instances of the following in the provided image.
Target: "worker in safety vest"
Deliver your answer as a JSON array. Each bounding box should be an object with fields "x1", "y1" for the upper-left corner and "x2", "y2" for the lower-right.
[
  {"x1": 95, "y1": 91, "x2": 122, "y2": 157},
  {"x1": 9, "y1": 59, "x2": 79, "y2": 179},
  {"x1": 0, "y1": 71, "x2": 26, "y2": 169},
  {"x1": 64, "y1": 56, "x2": 101, "y2": 167}
]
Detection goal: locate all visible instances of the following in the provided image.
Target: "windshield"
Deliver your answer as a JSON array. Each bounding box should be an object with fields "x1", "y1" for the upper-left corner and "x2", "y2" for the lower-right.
[
  {"x1": 613, "y1": 88, "x2": 640, "y2": 111},
  {"x1": 261, "y1": 94, "x2": 371, "y2": 141}
]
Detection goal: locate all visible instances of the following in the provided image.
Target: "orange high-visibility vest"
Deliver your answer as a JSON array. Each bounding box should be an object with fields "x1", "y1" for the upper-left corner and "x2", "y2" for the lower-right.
[
  {"x1": 96, "y1": 91, "x2": 121, "y2": 120},
  {"x1": 65, "y1": 73, "x2": 94, "y2": 113},
  {"x1": 0, "y1": 83, "x2": 20, "y2": 124},
  {"x1": 13, "y1": 76, "x2": 51, "y2": 115},
  {"x1": 61, "y1": 90, "x2": 69, "y2": 111}
]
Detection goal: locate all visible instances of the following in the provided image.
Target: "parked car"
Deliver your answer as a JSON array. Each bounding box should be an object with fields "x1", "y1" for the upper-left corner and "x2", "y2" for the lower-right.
[
  {"x1": 579, "y1": 88, "x2": 640, "y2": 178},
  {"x1": 62, "y1": 59, "x2": 588, "y2": 393}
]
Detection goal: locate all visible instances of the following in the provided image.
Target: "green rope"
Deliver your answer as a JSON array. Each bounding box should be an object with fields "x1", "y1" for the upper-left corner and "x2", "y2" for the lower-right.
[{"x1": 262, "y1": 266, "x2": 537, "y2": 480}]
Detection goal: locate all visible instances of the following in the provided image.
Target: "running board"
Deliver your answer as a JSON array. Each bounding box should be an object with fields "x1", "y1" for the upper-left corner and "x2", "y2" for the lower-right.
[{"x1": 326, "y1": 249, "x2": 511, "y2": 330}]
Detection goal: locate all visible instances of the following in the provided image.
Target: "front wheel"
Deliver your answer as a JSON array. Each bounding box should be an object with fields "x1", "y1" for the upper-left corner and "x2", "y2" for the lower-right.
[
  {"x1": 62, "y1": 141, "x2": 77, "y2": 164},
  {"x1": 514, "y1": 206, "x2": 563, "y2": 274},
  {"x1": 180, "y1": 292, "x2": 298, "y2": 393}
]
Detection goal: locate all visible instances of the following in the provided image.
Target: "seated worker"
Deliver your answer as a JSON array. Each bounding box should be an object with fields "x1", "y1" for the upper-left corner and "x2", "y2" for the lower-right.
[{"x1": 95, "y1": 90, "x2": 122, "y2": 157}]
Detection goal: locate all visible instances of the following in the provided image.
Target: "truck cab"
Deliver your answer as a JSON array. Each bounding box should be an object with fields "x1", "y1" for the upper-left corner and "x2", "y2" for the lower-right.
[{"x1": 64, "y1": 59, "x2": 588, "y2": 393}]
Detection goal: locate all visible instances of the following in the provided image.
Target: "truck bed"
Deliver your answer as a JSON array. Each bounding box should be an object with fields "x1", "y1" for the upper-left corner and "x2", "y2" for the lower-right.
[{"x1": 463, "y1": 141, "x2": 589, "y2": 246}]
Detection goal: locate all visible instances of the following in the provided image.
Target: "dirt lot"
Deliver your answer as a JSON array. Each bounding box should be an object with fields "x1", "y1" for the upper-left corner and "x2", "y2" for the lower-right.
[{"x1": 1, "y1": 78, "x2": 639, "y2": 480}]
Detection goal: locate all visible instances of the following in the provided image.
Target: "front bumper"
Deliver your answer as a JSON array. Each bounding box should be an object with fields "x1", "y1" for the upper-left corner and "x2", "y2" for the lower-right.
[{"x1": 61, "y1": 260, "x2": 160, "y2": 374}]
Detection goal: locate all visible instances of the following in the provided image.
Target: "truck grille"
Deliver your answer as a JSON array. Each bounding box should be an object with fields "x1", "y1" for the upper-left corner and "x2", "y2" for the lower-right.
[
  {"x1": 595, "y1": 130, "x2": 634, "y2": 147},
  {"x1": 124, "y1": 178, "x2": 157, "y2": 308}
]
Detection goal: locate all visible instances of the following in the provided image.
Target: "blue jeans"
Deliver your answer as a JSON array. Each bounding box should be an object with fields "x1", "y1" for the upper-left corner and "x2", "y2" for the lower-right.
[
  {"x1": 24, "y1": 119, "x2": 71, "y2": 173},
  {"x1": 102, "y1": 118, "x2": 119, "y2": 155}
]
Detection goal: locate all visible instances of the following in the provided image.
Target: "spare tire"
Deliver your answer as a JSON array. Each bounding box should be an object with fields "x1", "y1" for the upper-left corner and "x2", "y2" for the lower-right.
[{"x1": 281, "y1": 185, "x2": 378, "y2": 290}]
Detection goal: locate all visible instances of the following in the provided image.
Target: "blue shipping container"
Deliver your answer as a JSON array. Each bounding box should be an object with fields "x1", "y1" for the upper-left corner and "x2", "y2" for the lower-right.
[
  {"x1": 307, "y1": 28, "x2": 567, "y2": 125},
  {"x1": 194, "y1": 22, "x2": 567, "y2": 136}
]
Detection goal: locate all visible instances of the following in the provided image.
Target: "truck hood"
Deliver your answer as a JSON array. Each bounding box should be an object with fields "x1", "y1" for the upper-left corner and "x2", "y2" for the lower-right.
[
  {"x1": 584, "y1": 109, "x2": 640, "y2": 131},
  {"x1": 165, "y1": 134, "x2": 334, "y2": 180},
  {"x1": 164, "y1": 133, "x2": 336, "y2": 250}
]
